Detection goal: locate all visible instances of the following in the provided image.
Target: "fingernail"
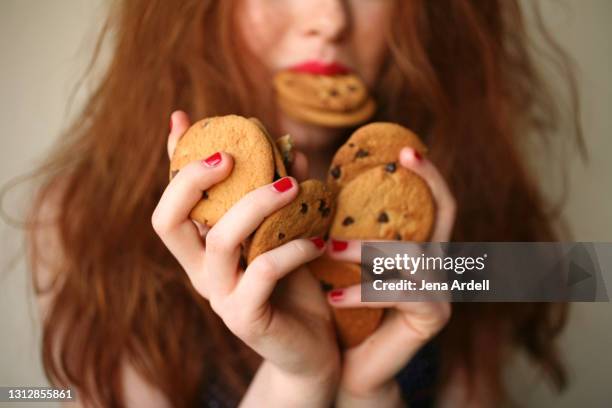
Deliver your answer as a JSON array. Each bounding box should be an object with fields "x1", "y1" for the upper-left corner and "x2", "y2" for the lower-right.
[
  {"x1": 413, "y1": 150, "x2": 423, "y2": 162},
  {"x1": 330, "y1": 289, "x2": 344, "y2": 302},
  {"x1": 169, "y1": 116, "x2": 173, "y2": 132},
  {"x1": 272, "y1": 177, "x2": 293, "y2": 193},
  {"x1": 202, "y1": 152, "x2": 222, "y2": 167},
  {"x1": 310, "y1": 237, "x2": 326, "y2": 249},
  {"x1": 331, "y1": 239, "x2": 348, "y2": 252}
]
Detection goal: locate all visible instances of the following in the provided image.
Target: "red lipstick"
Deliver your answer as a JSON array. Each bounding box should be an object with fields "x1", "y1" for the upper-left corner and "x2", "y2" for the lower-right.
[{"x1": 290, "y1": 61, "x2": 350, "y2": 76}]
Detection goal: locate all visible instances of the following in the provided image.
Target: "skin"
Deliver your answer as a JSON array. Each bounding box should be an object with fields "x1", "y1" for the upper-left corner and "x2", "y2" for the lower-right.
[{"x1": 153, "y1": 0, "x2": 457, "y2": 406}]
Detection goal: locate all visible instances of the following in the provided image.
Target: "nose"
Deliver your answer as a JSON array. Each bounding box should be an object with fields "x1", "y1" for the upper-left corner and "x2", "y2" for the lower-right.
[{"x1": 300, "y1": 0, "x2": 349, "y2": 42}]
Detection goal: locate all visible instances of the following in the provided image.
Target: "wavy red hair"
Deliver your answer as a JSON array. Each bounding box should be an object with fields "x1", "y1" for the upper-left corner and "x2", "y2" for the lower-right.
[{"x1": 5, "y1": 0, "x2": 583, "y2": 406}]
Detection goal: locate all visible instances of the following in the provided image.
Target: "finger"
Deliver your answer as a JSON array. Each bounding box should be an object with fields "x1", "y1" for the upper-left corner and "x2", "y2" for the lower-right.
[
  {"x1": 167, "y1": 110, "x2": 191, "y2": 160},
  {"x1": 204, "y1": 177, "x2": 300, "y2": 297},
  {"x1": 399, "y1": 148, "x2": 456, "y2": 241},
  {"x1": 330, "y1": 284, "x2": 451, "y2": 390},
  {"x1": 290, "y1": 150, "x2": 309, "y2": 182},
  {"x1": 326, "y1": 238, "x2": 394, "y2": 263},
  {"x1": 233, "y1": 237, "x2": 326, "y2": 314},
  {"x1": 329, "y1": 285, "x2": 451, "y2": 338},
  {"x1": 152, "y1": 152, "x2": 233, "y2": 286},
  {"x1": 341, "y1": 306, "x2": 449, "y2": 392}
]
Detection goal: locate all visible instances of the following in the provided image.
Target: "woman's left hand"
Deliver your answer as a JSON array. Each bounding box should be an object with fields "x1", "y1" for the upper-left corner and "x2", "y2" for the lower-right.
[{"x1": 326, "y1": 147, "x2": 456, "y2": 407}]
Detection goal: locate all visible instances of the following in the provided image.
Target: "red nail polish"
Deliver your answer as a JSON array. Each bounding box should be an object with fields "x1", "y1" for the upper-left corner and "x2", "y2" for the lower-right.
[
  {"x1": 273, "y1": 177, "x2": 293, "y2": 193},
  {"x1": 332, "y1": 239, "x2": 348, "y2": 252},
  {"x1": 330, "y1": 289, "x2": 344, "y2": 301},
  {"x1": 414, "y1": 150, "x2": 423, "y2": 162},
  {"x1": 202, "y1": 152, "x2": 222, "y2": 167},
  {"x1": 169, "y1": 117, "x2": 173, "y2": 132},
  {"x1": 310, "y1": 237, "x2": 325, "y2": 249}
]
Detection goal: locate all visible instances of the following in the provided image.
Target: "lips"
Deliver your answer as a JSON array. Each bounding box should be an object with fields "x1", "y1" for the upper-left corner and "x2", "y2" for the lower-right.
[{"x1": 289, "y1": 61, "x2": 350, "y2": 76}]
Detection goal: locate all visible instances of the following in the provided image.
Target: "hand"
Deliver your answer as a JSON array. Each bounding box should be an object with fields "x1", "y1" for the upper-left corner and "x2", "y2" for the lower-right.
[
  {"x1": 152, "y1": 111, "x2": 340, "y2": 404},
  {"x1": 326, "y1": 147, "x2": 456, "y2": 407}
]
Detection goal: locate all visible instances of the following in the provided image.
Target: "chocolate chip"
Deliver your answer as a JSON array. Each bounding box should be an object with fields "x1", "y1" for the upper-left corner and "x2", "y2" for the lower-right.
[
  {"x1": 202, "y1": 191, "x2": 209, "y2": 200},
  {"x1": 330, "y1": 166, "x2": 341, "y2": 179},
  {"x1": 278, "y1": 232, "x2": 286, "y2": 240},
  {"x1": 342, "y1": 217, "x2": 354, "y2": 226},
  {"x1": 318, "y1": 200, "x2": 331, "y2": 217},
  {"x1": 323, "y1": 232, "x2": 329, "y2": 241},
  {"x1": 300, "y1": 203, "x2": 308, "y2": 214},
  {"x1": 348, "y1": 85, "x2": 357, "y2": 92},
  {"x1": 385, "y1": 163, "x2": 396, "y2": 173},
  {"x1": 329, "y1": 89, "x2": 339, "y2": 97},
  {"x1": 395, "y1": 233, "x2": 403, "y2": 241},
  {"x1": 378, "y1": 212, "x2": 389, "y2": 223},
  {"x1": 355, "y1": 149, "x2": 369, "y2": 159},
  {"x1": 320, "y1": 281, "x2": 334, "y2": 292},
  {"x1": 171, "y1": 170, "x2": 179, "y2": 179},
  {"x1": 348, "y1": 143, "x2": 355, "y2": 147}
]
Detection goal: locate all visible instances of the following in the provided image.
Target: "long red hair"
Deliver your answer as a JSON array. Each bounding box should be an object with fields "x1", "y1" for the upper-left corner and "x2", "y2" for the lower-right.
[{"x1": 4, "y1": 0, "x2": 582, "y2": 406}]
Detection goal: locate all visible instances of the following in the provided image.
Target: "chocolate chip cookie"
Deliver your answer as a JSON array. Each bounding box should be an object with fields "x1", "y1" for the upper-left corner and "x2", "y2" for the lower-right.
[
  {"x1": 309, "y1": 256, "x2": 384, "y2": 348},
  {"x1": 247, "y1": 180, "x2": 334, "y2": 264},
  {"x1": 327, "y1": 122, "x2": 428, "y2": 192},
  {"x1": 274, "y1": 70, "x2": 376, "y2": 128}
]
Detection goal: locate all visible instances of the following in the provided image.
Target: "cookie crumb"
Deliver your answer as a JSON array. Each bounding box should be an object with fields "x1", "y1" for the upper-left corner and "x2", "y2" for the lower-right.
[
  {"x1": 342, "y1": 216, "x2": 355, "y2": 226},
  {"x1": 330, "y1": 166, "x2": 341, "y2": 179},
  {"x1": 355, "y1": 149, "x2": 369, "y2": 159},
  {"x1": 378, "y1": 212, "x2": 389, "y2": 223},
  {"x1": 385, "y1": 163, "x2": 396, "y2": 173}
]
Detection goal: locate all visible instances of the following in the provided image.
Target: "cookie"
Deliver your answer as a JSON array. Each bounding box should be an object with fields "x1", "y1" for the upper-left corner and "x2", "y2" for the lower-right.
[
  {"x1": 169, "y1": 115, "x2": 276, "y2": 226},
  {"x1": 309, "y1": 256, "x2": 384, "y2": 348},
  {"x1": 248, "y1": 117, "x2": 288, "y2": 178},
  {"x1": 247, "y1": 180, "x2": 334, "y2": 264},
  {"x1": 327, "y1": 122, "x2": 428, "y2": 192},
  {"x1": 275, "y1": 71, "x2": 369, "y2": 112},
  {"x1": 274, "y1": 70, "x2": 376, "y2": 128},
  {"x1": 277, "y1": 97, "x2": 376, "y2": 129},
  {"x1": 331, "y1": 165, "x2": 435, "y2": 242}
]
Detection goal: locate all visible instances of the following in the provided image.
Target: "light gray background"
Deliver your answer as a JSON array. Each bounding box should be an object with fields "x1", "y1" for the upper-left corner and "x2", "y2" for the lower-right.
[{"x1": 0, "y1": 0, "x2": 610, "y2": 406}]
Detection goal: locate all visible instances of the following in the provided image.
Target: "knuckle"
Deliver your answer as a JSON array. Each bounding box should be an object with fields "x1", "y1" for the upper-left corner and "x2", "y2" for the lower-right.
[
  {"x1": 439, "y1": 302, "x2": 452, "y2": 324},
  {"x1": 205, "y1": 229, "x2": 233, "y2": 253},
  {"x1": 151, "y1": 207, "x2": 171, "y2": 235},
  {"x1": 248, "y1": 254, "x2": 278, "y2": 282}
]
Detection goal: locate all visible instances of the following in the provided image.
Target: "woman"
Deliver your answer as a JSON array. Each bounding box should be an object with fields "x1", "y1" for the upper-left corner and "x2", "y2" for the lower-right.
[{"x1": 24, "y1": 0, "x2": 580, "y2": 407}]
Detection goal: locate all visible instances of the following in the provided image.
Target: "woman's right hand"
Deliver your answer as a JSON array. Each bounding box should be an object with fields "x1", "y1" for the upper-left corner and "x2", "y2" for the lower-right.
[{"x1": 152, "y1": 111, "x2": 340, "y2": 405}]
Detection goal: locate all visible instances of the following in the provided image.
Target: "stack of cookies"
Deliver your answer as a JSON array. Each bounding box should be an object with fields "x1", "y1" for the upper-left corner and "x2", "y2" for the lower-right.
[
  {"x1": 169, "y1": 116, "x2": 435, "y2": 349},
  {"x1": 274, "y1": 70, "x2": 376, "y2": 128},
  {"x1": 310, "y1": 123, "x2": 435, "y2": 348},
  {"x1": 169, "y1": 115, "x2": 334, "y2": 264}
]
